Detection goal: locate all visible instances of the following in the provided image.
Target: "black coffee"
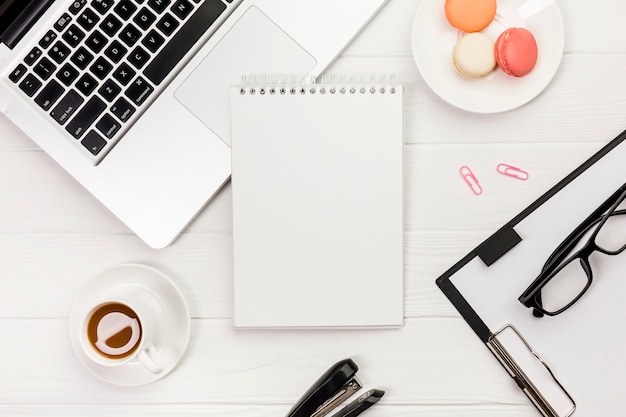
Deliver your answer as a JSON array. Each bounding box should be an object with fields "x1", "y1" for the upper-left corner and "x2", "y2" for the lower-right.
[{"x1": 86, "y1": 302, "x2": 142, "y2": 359}]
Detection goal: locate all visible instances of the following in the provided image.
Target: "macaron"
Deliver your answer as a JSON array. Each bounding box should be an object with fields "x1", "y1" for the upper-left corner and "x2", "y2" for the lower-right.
[
  {"x1": 452, "y1": 32, "x2": 496, "y2": 79},
  {"x1": 494, "y1": 28, "x2": 538, "y2": 77},
  {"x1": 445, "y1": 0, "x2": 497, "y2": 33}
]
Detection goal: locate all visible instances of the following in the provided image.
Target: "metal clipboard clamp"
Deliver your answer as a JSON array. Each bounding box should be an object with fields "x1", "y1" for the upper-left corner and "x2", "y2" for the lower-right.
[
  {"x1": 286, "y1": 358, "x2": 384, "y2": 417},
  {"x1": 487, "y1": 324, "x2": 576, "y2": 417}
]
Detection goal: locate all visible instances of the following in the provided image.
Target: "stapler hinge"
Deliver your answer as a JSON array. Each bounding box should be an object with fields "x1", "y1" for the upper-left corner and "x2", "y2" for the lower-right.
[{"x1": 311, "y1": 377, "x2": 362, "y2": 417}]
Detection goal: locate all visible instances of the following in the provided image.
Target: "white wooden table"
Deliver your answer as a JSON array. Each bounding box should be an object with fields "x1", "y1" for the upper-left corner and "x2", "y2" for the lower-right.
[{"x1": 2, "y1": 0, "x2": 626, "y2": 415}]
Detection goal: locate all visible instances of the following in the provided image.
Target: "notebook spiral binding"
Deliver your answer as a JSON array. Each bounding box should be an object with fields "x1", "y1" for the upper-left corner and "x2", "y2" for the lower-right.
[{"x1": 238, "y1": 74, "x2": 398, "y2": 96}]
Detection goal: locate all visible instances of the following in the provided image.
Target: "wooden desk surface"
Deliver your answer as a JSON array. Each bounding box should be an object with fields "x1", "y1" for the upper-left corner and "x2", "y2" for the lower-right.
[{"x1": 2, "y1": 0, "x2": 626, "y2": 415}]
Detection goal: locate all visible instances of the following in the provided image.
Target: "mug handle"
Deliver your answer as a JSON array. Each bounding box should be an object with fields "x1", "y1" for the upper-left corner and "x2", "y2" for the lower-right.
[{"x1": 138, "y1": 345, "x2": 164, "y2": 374}]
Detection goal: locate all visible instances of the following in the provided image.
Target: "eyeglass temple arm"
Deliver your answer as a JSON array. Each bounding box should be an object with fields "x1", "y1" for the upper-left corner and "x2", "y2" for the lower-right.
[{"x1": 542, "y1": 185, "x2": 626, "y2": 269}]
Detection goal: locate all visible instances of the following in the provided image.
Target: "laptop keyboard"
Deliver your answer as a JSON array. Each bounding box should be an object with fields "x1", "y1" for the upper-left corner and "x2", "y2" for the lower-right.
[{"x1": 8, "y1": 0, "x2": 231, "y2": 163}]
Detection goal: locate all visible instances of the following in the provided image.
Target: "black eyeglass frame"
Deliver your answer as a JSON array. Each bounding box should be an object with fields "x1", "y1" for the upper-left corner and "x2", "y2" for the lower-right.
[{"x1": 518, "y1": 184, "x2": 626, "y2": 317}]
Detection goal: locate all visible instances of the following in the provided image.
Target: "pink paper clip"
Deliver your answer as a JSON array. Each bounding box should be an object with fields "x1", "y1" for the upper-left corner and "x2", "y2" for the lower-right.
[
  {"x1": 459, "y1": 165, "x2": 483, "y2": 195},
  {"x1": 497, "y1": 163, "x2": 529, "y2": 181}
]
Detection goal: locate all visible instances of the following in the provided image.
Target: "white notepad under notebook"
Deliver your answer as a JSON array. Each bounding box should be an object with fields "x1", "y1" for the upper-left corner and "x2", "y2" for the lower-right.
[{"x1": 230, "y1": 78, "x2": 404, "y2": 328}]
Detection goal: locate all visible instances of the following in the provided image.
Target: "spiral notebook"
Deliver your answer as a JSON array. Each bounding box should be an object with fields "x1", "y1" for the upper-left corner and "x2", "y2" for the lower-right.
[{"x1": 230, "y1": 78, "x2": 404, "y2": 328}]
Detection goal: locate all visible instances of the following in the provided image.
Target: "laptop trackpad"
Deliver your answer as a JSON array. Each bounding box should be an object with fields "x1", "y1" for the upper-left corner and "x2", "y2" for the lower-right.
[{"x1": 174, "y1": 6, "x2": 316, "y2": 146}]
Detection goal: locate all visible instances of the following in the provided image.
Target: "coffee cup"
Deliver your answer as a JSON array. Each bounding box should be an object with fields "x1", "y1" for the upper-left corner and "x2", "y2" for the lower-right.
[{"x1": 78, "y1": 289, "x2": 165, "y2": 374}]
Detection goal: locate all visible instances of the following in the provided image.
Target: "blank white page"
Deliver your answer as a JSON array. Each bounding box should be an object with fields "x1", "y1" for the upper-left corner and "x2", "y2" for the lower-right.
[{"x1": 231, "y1": 83, "x2": 404, "y2": 328}]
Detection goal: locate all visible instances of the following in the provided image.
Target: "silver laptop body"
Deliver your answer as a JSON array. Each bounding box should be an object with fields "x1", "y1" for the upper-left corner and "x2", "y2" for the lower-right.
[{"x1": 0, "y1": 0, "x2": 388, "y2": 247}]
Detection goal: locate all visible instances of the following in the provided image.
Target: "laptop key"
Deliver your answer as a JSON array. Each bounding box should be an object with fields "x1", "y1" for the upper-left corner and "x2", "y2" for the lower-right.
[
  {"x1": 49, "y1": 41, "x2": 71, "y2": 64},
  {"x1": 134, "y1": 8, "x2": 157, "y2": 30},
  {"x1": 141, "y1": 29, "x2": 164, "y2": 52},
  {"x1": 113, "y1": 62, "x2": 136, "y2": 85},
  {"x1": 35, "y1": 80, "x2": 65, "y2": 111},
  {"x1": 77, "y1": 8, "x2": 100, "y2": 31},
  {"x1": 125, "y1": 76, "x2": 153, "y2": 105},
  {"x1": 85, "y1": 30, "x2": 108, "y2": 53},
  {"x1": 111, "y1": 97, "x2": 135, "y2": 121},
  {"x1": 98, "y1": 79, "x2": 122, "y2": 102},
  {"x1": 104, "y1": 40, "x2": 128, "y2": 63},
  {"x1": 50, "y1": 90, "x2": 84, "y2": 125},
  {"x1": 24, "y1": 47, "x2": 42, "y2": 65},
  {"x1": 90, "y1": 56, "x2": 113, "y2": 79},
  {"x1": 71, "y1": 46, "x2": 94, "y2": 69},
  {"x1": 92, "y1": 0, "x2": 114, "y2": 15},
  {"x1": 144, "y1": 0, "x2": 226, "y2": 85},
  {"x1": 155, "y1": 12, "x2": 178, "y2": 36},
  {"x1": 39, "y1": 31, "x2": 57, "y2": 49},
  {"x1": 33, "y1": 57, "x2": 57, "y2": 80},
  {"x1": 66, "y1": 96, "x2": 107, "y2": 139},
  {"x1": 100, "y1": 14, "x2": 123, "y2": 36},
  {"x1": 9, "y1": 64, "x2": 27, "y2": 83},
  {"x1": 119, "y1": 23, "x2": 142, "y2": 47},
  {"x1": 57, "y1": 63, "x2": 80, "y2": 86},
  {"x1": 62, "y1": 24, "x2": 85, "y2": 48},
  {"x1": 76, "y1": 73, "x2": 99, "y2": 95},
  {"x1": 19, "y1": 74, "x2": 43, "y2": 97},
  {"x1": 96, "y1": 113, "x2": 121, "y2": 138},
  {"x1": 54, "y1": 13, "x2": 72, "y2": 32},
  {"x1": 171, "y1": 0, "x2": 193, "y2": 20},
  {"x1": 81, "y1": 130, "x2": 107, "y2": 155},
  {"x1": 148, "y1": 0, "x2": 171, "y2": 14},
  {"x1": 114, "y1": 0, "x2": 138, "y2": 20},
  {"x1": 127, "y1": 46, "x2": 150, "y2": 69},
  {"x1": 69, "y1": 0, "x2": 88, "y2": 15}
]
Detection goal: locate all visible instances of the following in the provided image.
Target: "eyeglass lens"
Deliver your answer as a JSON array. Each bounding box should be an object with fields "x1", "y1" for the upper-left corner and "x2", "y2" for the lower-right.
[
  {"x1": 539, "y1": 259, "x2": 590, "y2": 314},
  {"x1": 594, "y1": 209, "x2": 626, "y2": 253},
  {"x1": 537, "y1": 199, "x2": 626, "y2": 315}
]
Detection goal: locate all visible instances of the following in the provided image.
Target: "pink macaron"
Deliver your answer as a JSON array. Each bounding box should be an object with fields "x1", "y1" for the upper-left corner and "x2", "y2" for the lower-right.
[{"x1": 494, "y1": 28, "x2": 538, "y2": 77}]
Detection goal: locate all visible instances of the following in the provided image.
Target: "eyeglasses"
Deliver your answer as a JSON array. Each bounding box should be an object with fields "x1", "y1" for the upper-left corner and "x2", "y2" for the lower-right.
[{"x1": 519, "y1": 183, "x2": 626, "y2": 317}]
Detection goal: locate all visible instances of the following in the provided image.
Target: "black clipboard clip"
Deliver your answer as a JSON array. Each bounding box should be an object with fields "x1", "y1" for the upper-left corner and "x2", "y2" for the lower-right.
[{"x1": 286, "y1": 358, "x2": 385, "y2": 417}]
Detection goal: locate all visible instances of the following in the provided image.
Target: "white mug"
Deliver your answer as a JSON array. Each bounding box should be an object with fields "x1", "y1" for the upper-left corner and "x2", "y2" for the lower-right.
[{"x1": 79, "y1": 290, "x2": 164, "y2": 374}]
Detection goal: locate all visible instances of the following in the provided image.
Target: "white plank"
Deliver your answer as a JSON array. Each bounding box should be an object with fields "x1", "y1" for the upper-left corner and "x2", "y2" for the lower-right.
[
  {"x1": 325, "y1": 55, "x2": 626, "y2": 145},
  {"x1": 0, "y1": 148, "x2": 232, "y2": 235},
  {"x1": 0, "y1": 115, "x2": 31, "y2": 149},
  {"x1": 0, "y1": 229, "x2": 531, "y2": 320},
  {"x1": 344, "y1": 0, "x2": 626, "y2": 56},
  {"x1": 0, "y1": 1, "x2": 623, "y2": 415},
  {"x1": 404, "y1": 142, "x2": 607, "y2": 231},
  {"x1": 0, "y1": 140, "x2": 607, "y2": 320},
  {"x1": 0, "y1": 229, "x2": 469, "y2": 320},
  {"x1": 0, "y1": 318, "x2": 529, "y2": 406},
  {"x1": 0, "y1": 404, "x2": 537, "y2": 417},
  {"x1": 0, "y1": 404, "x2": 538, "y2": 417},
  {"x1": 550, "y1": 0, "x2": 626, "y2": 53},
  {"x1": 4, "y1": 53, "x2": 626, "y2": 152},
  {"x1": 0, "y1": 233, "x2": 233, "y2": 319},
  {"x1": 0, "y1": 229, "x2": 468, "y2": 319},
  {"x1": 0, "y1": 140, "x2": 607, "y2": 236}
]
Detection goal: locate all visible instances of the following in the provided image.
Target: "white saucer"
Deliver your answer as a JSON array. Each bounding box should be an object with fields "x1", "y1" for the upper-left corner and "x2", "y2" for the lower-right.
[
  {"x1": 411, "y1": 0, "x2": 564, "y2": 113},
  {"x1": 69, "y1": 263, "x2": 190, "y2": 386}
]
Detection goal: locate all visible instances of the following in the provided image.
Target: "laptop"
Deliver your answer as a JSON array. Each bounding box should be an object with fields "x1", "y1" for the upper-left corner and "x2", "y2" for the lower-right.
[{"x1": 0, "y1": 0, "x2": 388, "y2": 248}]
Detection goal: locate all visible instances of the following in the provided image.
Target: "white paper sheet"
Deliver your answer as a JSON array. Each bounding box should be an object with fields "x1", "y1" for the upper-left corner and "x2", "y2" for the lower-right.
[{"x1": 230, "y1": 83, "x2": 404, "y2": 328}]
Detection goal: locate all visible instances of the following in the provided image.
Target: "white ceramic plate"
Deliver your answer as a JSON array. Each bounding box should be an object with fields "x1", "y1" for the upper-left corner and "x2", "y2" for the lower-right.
[
  {"x1": 69, "y1": 264, "x2": 190, "y2": 386},
  {"x1": 411, "y1": 0, "x2": 564, "y2": 113}
]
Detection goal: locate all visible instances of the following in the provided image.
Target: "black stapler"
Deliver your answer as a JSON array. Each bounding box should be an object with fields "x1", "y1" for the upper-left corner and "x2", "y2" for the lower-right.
[{"x1": 286, "y1": 358, "x2": 385, "y2": 417}]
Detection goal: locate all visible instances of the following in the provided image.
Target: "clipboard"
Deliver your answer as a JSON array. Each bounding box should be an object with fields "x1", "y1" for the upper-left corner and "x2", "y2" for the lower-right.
[{"x1": 436, "y1": 129, "x2": 626, "y2": 417}]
